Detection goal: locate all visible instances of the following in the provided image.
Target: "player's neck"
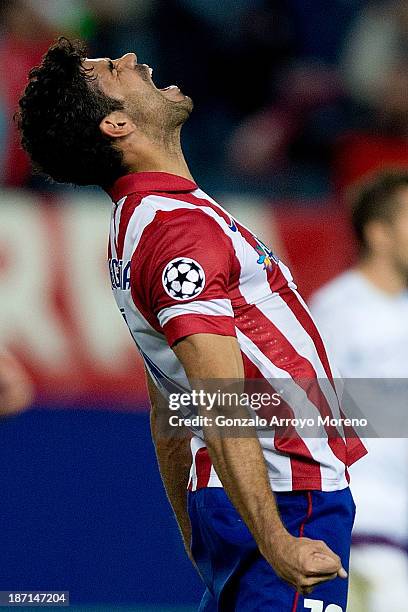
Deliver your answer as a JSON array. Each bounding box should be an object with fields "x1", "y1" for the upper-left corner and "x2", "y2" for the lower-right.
[
  {"x1": 129, "y1": 151, "x2": 193, "y2": 181},
  {"x1": 123, "y1": 129, "x2": 194, "y2": 181},
  {"x1": 358, "y1": 257, "x2": 407, "y2": 296}
]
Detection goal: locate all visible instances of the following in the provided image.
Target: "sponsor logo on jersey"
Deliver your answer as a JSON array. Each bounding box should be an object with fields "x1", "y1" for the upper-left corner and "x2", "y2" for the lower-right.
[
  {"x1": 109, "y1": 258, "x2": 131, "y2": 290},
  {"x1": 162, "y1": 257, "x2": 205, "y2": 301},
  {"x1": 228, "y1": 217, "x2": 238, "y2": 232},
  {"x1": 254, "y1": 239, "x2": 279, "y2": 272}
]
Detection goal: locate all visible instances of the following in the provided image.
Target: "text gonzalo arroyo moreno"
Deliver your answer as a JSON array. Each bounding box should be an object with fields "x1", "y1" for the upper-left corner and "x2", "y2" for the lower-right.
[{"x1": 167, "y1": 390, "x2": 368, "y2": 430}]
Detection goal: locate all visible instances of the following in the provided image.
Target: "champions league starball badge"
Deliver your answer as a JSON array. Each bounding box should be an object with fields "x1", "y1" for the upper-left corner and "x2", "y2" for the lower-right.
[{"x1": 162, "y1": 257, "x2": 206, "y2": 301}]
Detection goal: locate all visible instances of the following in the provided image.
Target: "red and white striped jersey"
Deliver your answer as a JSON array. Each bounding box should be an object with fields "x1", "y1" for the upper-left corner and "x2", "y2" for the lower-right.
[{"x1": 107, "y1": 172, "x2": 366, "y2": 492}]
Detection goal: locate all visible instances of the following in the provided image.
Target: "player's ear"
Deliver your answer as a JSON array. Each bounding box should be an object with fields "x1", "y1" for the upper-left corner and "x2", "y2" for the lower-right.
[{"x1": 99, "y1": 111, "x2": 135, "y2": 139}]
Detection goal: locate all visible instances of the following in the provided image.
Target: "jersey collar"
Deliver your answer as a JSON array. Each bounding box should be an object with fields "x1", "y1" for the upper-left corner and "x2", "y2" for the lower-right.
[{"x1": 106, "y1": 172, "x2": 198, "y2": 202}]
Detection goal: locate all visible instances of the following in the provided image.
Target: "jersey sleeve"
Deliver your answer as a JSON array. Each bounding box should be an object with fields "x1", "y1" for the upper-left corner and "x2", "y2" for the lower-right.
[{"x1": 131, "y1": 208, "x2": 236, "y2": 346}]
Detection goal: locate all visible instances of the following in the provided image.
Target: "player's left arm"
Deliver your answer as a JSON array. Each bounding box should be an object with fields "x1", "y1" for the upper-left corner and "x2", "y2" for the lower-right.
[{"x1": 146, "y1": 368, "x2": 194, "y2": 561}]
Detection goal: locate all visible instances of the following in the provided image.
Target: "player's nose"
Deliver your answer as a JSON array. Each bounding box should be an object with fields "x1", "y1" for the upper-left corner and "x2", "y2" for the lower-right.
[{"x1": 116, "y1": 53, "x2": 137, "y2": 69}]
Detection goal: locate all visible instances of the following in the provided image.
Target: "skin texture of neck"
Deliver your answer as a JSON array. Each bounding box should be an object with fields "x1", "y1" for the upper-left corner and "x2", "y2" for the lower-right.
[
  {"x1": 358, "y1": 256, "x2": 407, "y2": 296},
  {"x1": 120, "y1": 126, "x2": 194, "y2": 181}
]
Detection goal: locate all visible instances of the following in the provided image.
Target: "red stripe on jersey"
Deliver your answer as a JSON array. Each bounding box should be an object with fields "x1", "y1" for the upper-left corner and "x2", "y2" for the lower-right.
[
  {"x1": 290, "y1": 443, "x2": 322, "y2": 490},
  {"x1": 129, "y1": 263, "x2": 163, "y2": 334},
  {"x1": 267, "y1": 264, "x2": 366, "y2": 465},
  {"x1": 236, "y1": 220, "x2": 367, "y2": 468},
  {"x1": 240, "y1": 294, "x2": 366, "y2": 466},
  {"x1": 195, "y1": 447, "x2": 212, "y2": 489},
  {"x1": 126, "y1": 205, "x2": 165, "y2": 333},
  {"x1": 116, "y1": 195, "x2": 142, "y2": 259},
  {"x1": 242, "y1": 354, "x2": 322, "y2": 490},
  {"x1": 128, "y1": 204, "x2": 236, "y2": 337},
  {"x1": 126, "y1": 210, "x2": 165, "y2": 334},
  {"x1": 148, "y1": 191, "x2": 233, "y2": 226},
  {"x1": 270, "y1": 419, "x2": 323, "y2": 490},
  {"x1": 110, "y1": 189, "x2": 363, "y2": 485},
  {"x1": 242, "y1": 352, "x2": 263, "y2": 379},
  {"x1": 162, "y1": 192, "x2": 347, "y2": 476},
  {"x1": 236, "y1": 301, "x2": 347, "y2": 458},
  {"x1": 339, "y1": 412, "x2": 367, "y2": 466},
  {"x1": 226, "y1": 219, "x2": 349, "y2": 467},
  {"x1": 276, "y1": 282, "x2": 335, "y2": 383},
  {"x1": 231, "y1": 217, "x2": 336, "y2": 381},
  {"x1": 163, "y1": 314, "x2": 236, "y2": 347}
]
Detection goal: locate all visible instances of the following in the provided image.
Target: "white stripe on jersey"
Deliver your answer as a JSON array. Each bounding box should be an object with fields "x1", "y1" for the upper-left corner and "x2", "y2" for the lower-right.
[
  {"x1": 286, "y1": 281, "x2": 346, "y2": 402},
  {"x1": 236, "y1": 327, "x2": 347, "y2": 488},
  {"x1": 109, "y1": 190, "x2": 350, "y2": 492},
  {"x1": 111, "y1": 198, "x2": 189, "y2": 386},
  {"x1": 157, "y1": 298, "x2": 233, "y2": 327},
  {"x1": 110, "y1": 196, "x2": 127, "y2": 258},
  {"x1": 189, "y1": 438, "x2": 222, "y2": 489},
  {"x1": 186, "y1": 193, "x2": 346, "y2": 444}
]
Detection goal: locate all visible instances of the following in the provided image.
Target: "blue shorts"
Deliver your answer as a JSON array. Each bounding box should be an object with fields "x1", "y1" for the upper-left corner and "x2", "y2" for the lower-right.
[{"x1": 188, "y1": 487, "x2": 355, "y2": 611}]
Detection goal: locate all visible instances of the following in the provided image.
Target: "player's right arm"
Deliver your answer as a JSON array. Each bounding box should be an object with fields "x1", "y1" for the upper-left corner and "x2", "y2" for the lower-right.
[
  {"x1": 174, "y1": 332, "x2": 347, "y2": 595},
  {"x1": 146, "y1": 368, "x2": 194, "y2": 562}
]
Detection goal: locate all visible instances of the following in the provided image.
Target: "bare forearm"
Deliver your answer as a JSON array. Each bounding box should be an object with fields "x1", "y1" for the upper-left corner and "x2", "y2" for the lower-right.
[
  {"x1": 151, "y1": 411, "x2": 192, "y2": 544},
  {"x1": 145, "y1": 368, "x2": 192, "y2": 548},
  {"x1": 173, "y1": 335, "x2": 287, "y2": 547}
]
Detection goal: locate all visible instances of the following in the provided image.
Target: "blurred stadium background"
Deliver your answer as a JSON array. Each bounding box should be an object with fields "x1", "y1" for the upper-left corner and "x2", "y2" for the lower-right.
[{"x1": 1, "y1": 0, "x2": 407, "y2": 610}]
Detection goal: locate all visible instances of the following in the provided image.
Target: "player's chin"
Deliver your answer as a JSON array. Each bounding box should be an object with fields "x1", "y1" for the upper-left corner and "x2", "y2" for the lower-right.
[
  {"x1": 180, "y1": 95, "x2": 194, "y2": 116},
  {"x1": 164, "y1": 92, "x2": 194, "y2": 122},
  {"x1": 161, "y1": 86, "x2": 191, "y2": 105}
]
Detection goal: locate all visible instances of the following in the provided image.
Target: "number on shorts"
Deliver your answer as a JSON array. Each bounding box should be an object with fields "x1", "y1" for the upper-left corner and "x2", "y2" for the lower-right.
[{"x1": 304, "y1": 600, "x2": 343, "y2": 612}]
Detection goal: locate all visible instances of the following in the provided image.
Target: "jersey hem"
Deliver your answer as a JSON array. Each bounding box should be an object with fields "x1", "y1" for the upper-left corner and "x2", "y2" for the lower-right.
[
  {"x1": 346, "y1": 441, "x2": 368, "y2": 466},
  {"x1": 190, "y1": 473, "x2": 350, "y2": 493},
  {"x1": 163, "y1": 314, "x2": 236, "y2": 347}
]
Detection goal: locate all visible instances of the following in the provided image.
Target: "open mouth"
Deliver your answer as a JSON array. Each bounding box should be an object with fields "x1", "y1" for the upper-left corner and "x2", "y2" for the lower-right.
[{"x1": 143, "y1": 64, "x2": 182, "y2": 96}]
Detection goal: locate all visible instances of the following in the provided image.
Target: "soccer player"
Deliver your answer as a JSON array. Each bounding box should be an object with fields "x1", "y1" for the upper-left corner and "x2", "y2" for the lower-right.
[
  {"x1": 310, "y1": 171, "x2": 408, "y2": 612},
  {"x1": 17, "y1": 38, "x2": 366, "y2": 611}
]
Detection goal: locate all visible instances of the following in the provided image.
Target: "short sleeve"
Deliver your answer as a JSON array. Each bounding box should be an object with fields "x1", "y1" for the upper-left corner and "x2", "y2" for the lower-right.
[{"x1": 131, "y1": 208, "x2": 237, "y2": 346}]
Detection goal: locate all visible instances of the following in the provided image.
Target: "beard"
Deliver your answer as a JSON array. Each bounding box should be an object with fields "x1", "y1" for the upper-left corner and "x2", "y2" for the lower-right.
[{"x1": 125, "y1": 84, "x2": 193, "y2": 142}]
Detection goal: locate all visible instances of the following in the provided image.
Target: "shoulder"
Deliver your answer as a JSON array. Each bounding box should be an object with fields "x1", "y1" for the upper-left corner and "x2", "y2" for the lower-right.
[
  {"x1": 137, "y1": 195, "x2": 233, "y2": 248},
  {"x1": 130, "y1": 196, "x2": 235, "y2": 286}
]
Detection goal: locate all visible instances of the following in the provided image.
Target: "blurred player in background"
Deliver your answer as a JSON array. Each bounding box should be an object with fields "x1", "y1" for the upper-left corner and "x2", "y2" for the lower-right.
[
  {"x1": 17, "y1": 38, "x2": 367, "y2": 611},
  {"x1": 0, "y1": 350, "x2": 34, "y2": 416},
  {"x1": 310, "y1": 171, "x2": 408, "y2": 612}
]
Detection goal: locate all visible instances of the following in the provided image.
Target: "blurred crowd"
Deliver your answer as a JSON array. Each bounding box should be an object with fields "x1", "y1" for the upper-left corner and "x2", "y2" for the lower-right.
[{"x1": 1, "y1": 0, "x2": 408, "y2": 197}]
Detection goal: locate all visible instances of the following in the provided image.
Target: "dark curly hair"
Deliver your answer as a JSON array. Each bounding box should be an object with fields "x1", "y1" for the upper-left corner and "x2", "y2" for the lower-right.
[{"x1": 17, "y1": 37, "x2": 127, "y2": 187}]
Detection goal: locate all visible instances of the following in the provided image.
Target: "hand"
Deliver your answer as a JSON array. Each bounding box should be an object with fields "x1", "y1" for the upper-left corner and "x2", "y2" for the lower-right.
[{"x1": 260, "y1": 531, "x2": 347, "y2": 595}]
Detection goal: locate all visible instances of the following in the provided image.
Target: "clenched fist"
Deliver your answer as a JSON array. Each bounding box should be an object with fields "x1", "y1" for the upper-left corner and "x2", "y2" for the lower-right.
[{"x1": 260, "y1": 530, "x2": 347, "y2": 595}]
